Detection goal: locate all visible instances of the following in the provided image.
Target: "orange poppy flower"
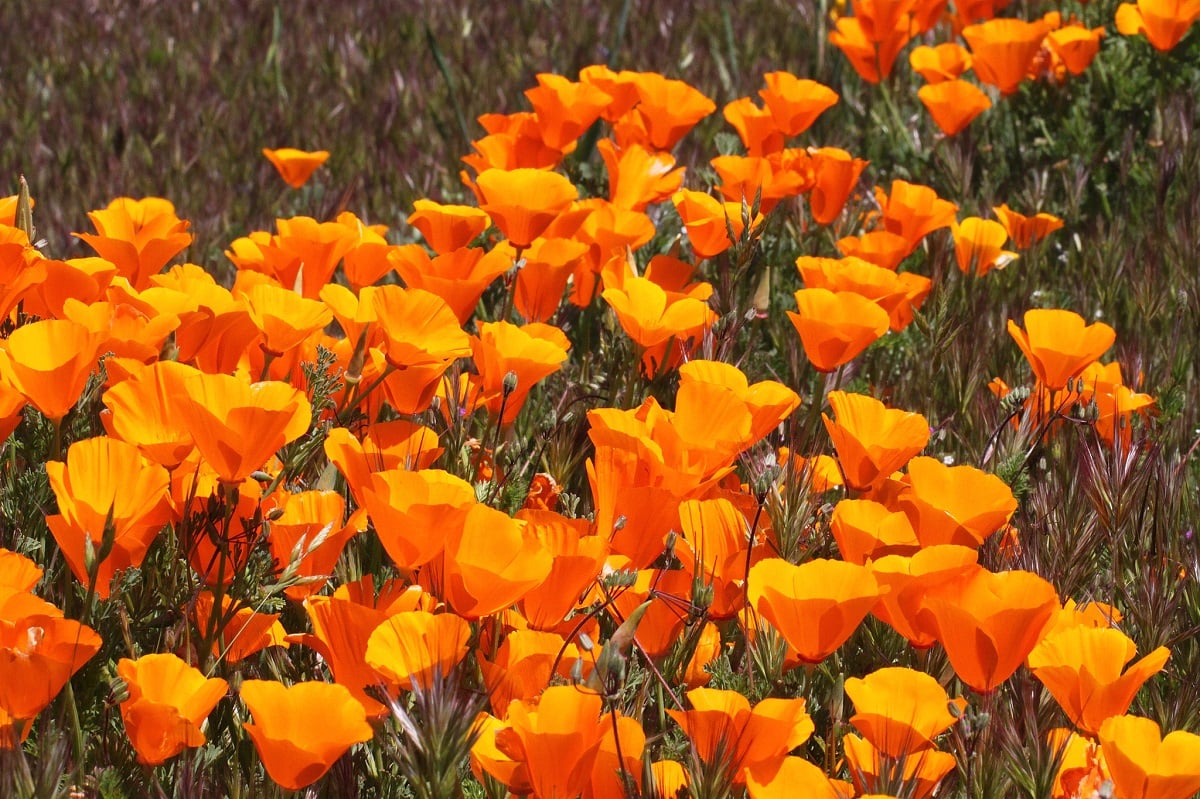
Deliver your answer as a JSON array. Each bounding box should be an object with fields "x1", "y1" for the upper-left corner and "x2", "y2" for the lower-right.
[
  {"x1": 177, "y1": 372, "x2": 310, "y2": 484},
  {"x1": 116, "y1": 653, "x2": 228, "y2": 765},
  {"x1": 365, "y1": 610, "x2": 472, "y2": 691},
  {"x1": 672, "y1": 189, "x2": 762, "y2": 259},
  {"x1": 512, "y1": 237, "x2": 590, "y2": 322},
  {"x1": 101, "y1": 360, "x2": 199, "y2": 470},
  {"x1": 623, "y1": 72, "x2": 716, "y2": 151},
  {"x1": 1045, "y1": 24, "x2": 1106, "y2": 75},
  {"x1": 469, "y1": 321, "x2": 570, "y2": 423},
  {"x1": 587, "y1": 712, "x2": 646, "y2": 799},
  {"x1": 267, "y1": 490, "x2": 364, "y2": 600},
  {"x1": 45, "y1": 436, "x2": 172, "y2": 598},
  {"x1": 845, "y1": 667, "x2": 961, "y2": 757},
  {"x1": 747, "y1": 558, "x2": 881, "y2": 664},
  {"x1": 898, "y1": 456, "x2": 1018, "y2": 548},
  {"x1": 597, "y1": 139, "x2": 685, "y2": 212},
  {"x1": 745, "y1": 756, "x2": 846, "y2": 799},
  {"x1": 430, "y1": 504, "x2": 553, "y2": 619},
  {"x1": 789, "y1": 288, "x2": 890, "y2": 372},
  {"x1": 919, "y1": 80, "x2": 993, "y2": 137},
  {"x1": 366, "y1": 284, "x2": 472, "y2": 370},
  {"x1": 474, "y1": 168, "x2": 578, "y2": 249},
  {"x1": 843, "y1": 733, "x2": 956, "y2": 799},
  {"x1": 359, "y1": 468, "x2": 475, "y2": 570},
  {"x1": 992, "y1": 203, "x2": 1064, "y2": 248},
  {"x1": 909, "y1": 43, "x2": 973, "y2": 82},
  {"x1": 870, "y1": 546, "x2": 979, "y2": 648},
  {"x1": 808, "y1": 147, "x2": 869, "y2": 226},
  {"x1": 478, "y1": 628, "x2": 578, "y2": 714},
  {"x1": 525, "y1": 72, "x2": 613, "y2": 151},
  {"x1": 602, "y1": 275, "x2": 716, "y2": 362},
  {"x1": 490, "y1": 686, "x2": 605, "y2": 799},
  {"x1": 262, "y1": 147, "x2": 330, "y2": 189},
  {"x1": 823, "y1": 391, "x2": 930, "y2": 492},
  {"x1": 963, "y1": 18, "x2": 1051, "y2": 95},
  {"x1": 322, "y1": 420, "x2": 442, "y2": 502},
  {"x1": 1098, "y1": 715, "x2": 1200, "y2": 799},
  {"x1": 1115, "y1": 0, "x2": 1200, "y2": 51},
  {"x1": 0, "y1": 613, "x2": 102, "y2": 721},
  {"x1": 0, "y1": 224, "x2": 45, "y2": 321},
  {"x1": 830, "y1": 499, "x2": 919, "y2": 564},
  {"x1": 952, "y1": 217, "x2": 1017, "y2": 275},
  {"x1": 0, "y1": 380, "x2": 26, "y2": 447},
  {"x1": 227, "y1": 216, "x2": 357, "y2": 300},
  {"x1": 836, "y1": 229, "x2": 912, "y2": 271},
  {"x1": 1027, "y1": 626, "x2": 1169, "y2": 737},
  {"x1": 516, "y1": 510, "x2": 607, "y2": 630},
  {"x1": 758, "y1": 71, "x2": 839, "y2": 136},
  {"x1": 74, "y1": 197, "x2": 192, "y2": 290},
  {"x1": 830, "y1": 13, "x2": 915, "y2": 83},
  {"x1": 194, "y1": 592, "x2": 290, "y2": 664},
  {"x1": 667, "y1": 687, "x2": 814, "y2": 780},
  {"x1": 875, "y1": 180, "x2": 958, "y2": 254},
  {"x1": 797, "y1": 254, "x2": 929, "y2": 331},
  {"x1": 723, "y1": 97, "x2": 786, "y2": 157},
  {"x1": 240, "y1": 679, "x2": 374, "y2": 791},
  {"x1": 406, "y1": 199, "x2": 491, "y2": 254},
  {"x1": 711, "y1": 153, "x2": 812, "y2": 213},
  {"x1": 0, "y1": 318, "x2": 103, "y2": 423},
  {"x1": 241, "y1": 281, "x2": 332, "y2": 357},
  {"x1": 922, "y1": 567, "x2": 1060, "y2": 693},
  {"x1": 0, "y1": 548, "x2": 42, "y2": 594},
  {"x1": 388, "y1": 244, "x2": 509, "y2": 324},
  {"x1": 1007, "y1": 308, "x2": 1116, "y2": 392}
]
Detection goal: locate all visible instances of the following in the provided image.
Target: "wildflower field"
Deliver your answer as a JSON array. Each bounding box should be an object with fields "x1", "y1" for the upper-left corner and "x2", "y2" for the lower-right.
[{"x1": 2, "y1": 1, "x2": 1200, "y2": 797}]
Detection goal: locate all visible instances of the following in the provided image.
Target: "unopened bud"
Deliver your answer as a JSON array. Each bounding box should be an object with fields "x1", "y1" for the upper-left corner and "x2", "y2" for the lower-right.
[{"x1": 502, "y1": 371, "x2": 518, "y2": 396}]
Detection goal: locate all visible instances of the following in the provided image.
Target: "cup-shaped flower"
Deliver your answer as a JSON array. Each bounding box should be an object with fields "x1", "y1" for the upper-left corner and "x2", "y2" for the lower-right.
[
  {"x1": 869, "y1": 546, "x2": 980, "y2": 648},
  {"x1": 470, "y1": 321, "x2": 570, "y2": 423},
  {"x1": 830, "y1": 499, "x2": 920, "y2": 564},
  {"x1": 846, "y1": 667, "x2": 961, "y2": 757},
  {"x1": 1115, "y1": 0, "x2": 1200, "y2": 51},
  {"x1": 747, "y1": 558, "x2": 881, "y2": 665},
  {"x1": 745, "y1": 756, "x2": 846, "y2": 799},
  {"x1": 177, "y1": 372, "x2": 311, "y2": 484},
  {"x1": 193, "y1": 592, "x2": 290, "y2": 664},
  {"x1": 359, "y1": 468, "x2": 476, "y2": 570},
  {"x1": 240, "y1": 679, "x2": 374, "y2": 791},
  {"x1": 262, "y1": 147, "x2": 330, "y2": 189},
  {"x1": 45, "y1": 436, "x2": 172, "y2": 598},
  {"x1": 992, "y1": 204, "x2": 1064, "y2": 249},
  {"x1": 602, "y1": 275, "x2": 717, "y2": 351},
  {"x1": 1028, "y1": 626, "x2": 1169, "y2": 737},
  {"x1": 0, "y1": 613, "x2": 102, "y2": 720},
  {"x1": 406, "y1": 200, "x2": 491, "y2": 254},
  {"x1": 525, "y1": 73, "x2": 613, "y2": 151},
  {"x1": 1098, "y1": 715, "x2": 1200, "y2": 799},
  {"x1": 843, "y1": 732, "x2": 956, "y2": 799},
  {"x1": 875, "y1": 180, "x2": 959, "y2": 254},
  {"x1": 963, "y1": 18, "x2": 1051, "y2": 95},
  {"x1": 366, "y1": 284, "x2": 472, "y2": 370},
  {"x1": 116, "y1": 653, "x2": 228, "y2": 765},
  {"x1": 242, "y1": 281, "x2": 332, "y2": 357},
  {"x1": 898, "y1": 457, "x2": 1017, "y2": 548},
  {"x1": 365, "y1": 610, "x2": 471, "y2": 692},
  {"x1": 952, "y1": 217, "x2": 1017, "y2": 276},
  {"x1": 789, "y1": 288, "x2": 890, "y2": 372},
  {"x1": 475, "y1": 168, "x2": 578, "y2": 249},
  {"x1": 909, "y1": 43, "x2": 973, "y2": 83},
  {"x1": 0, "y1": 318, "x2": 103, "y2": 423},
  {"x1": 101, "y1": 360, "x2": 199, "y2": 470},
  {"x1": 824, "y1": 391, "x2": 930, "y2": 492},
  {"x1": 808, "y1": 147, "x2": 869, "y2": 225},
  {"x1": 922, "y1": 567, "x2": 1060, "y2": 693},
  {"x1": 1007, "y1": 308, "x2": 1116, "y2": 392},
  {"x1": 267, "y1": 491, "x2": 364, "y2": 600},
  {"x1": 758, "y1": 71, "x2": 839, "y2": 136},
  {"x1": 672, "y1": 189, "x2": 761, "y2": 259},
  {"x1": 388, "y1": 245, "x2": 510, "y2": 324},
  {"x1": 624, "y1": 72, "x2": 717, "y2": 151},
  {"x1": 74, "y1": 197, "x2": 192, "y2": 290},
  {"x1": 919, "y1": 80, "x2": 993, "y2": 137}
]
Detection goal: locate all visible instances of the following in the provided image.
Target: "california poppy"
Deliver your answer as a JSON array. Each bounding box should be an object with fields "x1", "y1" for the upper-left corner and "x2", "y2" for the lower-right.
[
  {"x1": 898, "y1": 456, "x2": 1018, "y2": 548},
  {"x1": 267, "y1": 490, "x2": 364, "y2": 600},
  {"x1": 830, "y1": 499, "x2": 920, "y2": 564},
  {"x1": 101, "y1": 360, "x2": 199, "y2": 470},
  {"x1": 909, "y1": 43, "x2": 973, "y2": 82},
  {"x1": 262, "y1": 147, "x2": 330, "y2": 189},
  {"x1": 789, "y1": 288, "x2": 890, "y2": 372},
  {"x1": 952, "y1": 216, "x2": 1017, "y2": 275},
  {"x1": 475, "y1": 168, "x2": 578, "y2": 249},
  {"x1": 365, "y1": 610, "x2": 472, "y2": 691},
  {"x1": 491, "y1": 686, "x2": 606, "y2": 799},
  {"x1": 921, "y1": 567, "x2": 1060, "y2": 693},
  {"x1": 602, "y1": 275, "x2": 716, "y2": 365},
  {"x1": 0, "y1": 613, "x2": 102, "y2": 721},
  {"x1": 74, "y1": 197, "x2": 193, "y2": 290},
  {"x1": 0, "y1": 224, "x2": 45, "y2": 321},
  {"x1": 963, "y1": 18, "x2": 1051, "y2": 95},
  {"x1": 241, "y1": 281, "x2": 332, "y2": 357},
  {"x1": 1045, "y1": 24, "x2": 1106, "y2": 75},
  {"x1": 823, "y1": 391, "x2": 930, "y2": 492},
  {"x1": 623, "y1": 72, "x2": 717, "y2": 151},
  {"x1": 477, "y1": 628, "x2": 579, "y2": 714},
  {"x1": 407, "y1": 200, "x2": 491, "y2": 254},
  {"x1": 992, "y1": 203, "x2": 1064, "y2": 248},
  {"x1": 747, "y1": 558, "x2": 881, "y2": 664},
  {"x1": 1115, "y1": 0, "x2": 1200, "y2": 51},
  {"x1": 758, "y1": 71, "x2": 839, "y2": 136},
  {"x1": 469, "y1": 321, "x2": 570, "y2": 423},
  {"x1": 512, "y1": 237, "x2": 590, "y2": 322},
  {"x1": 843, "y1": 732, "x2": 956, "y2": 799},
  {"x1": 745, "y1": 756, "x2": 845, "y2": 799},
  {"x1": 808, "y1": 147, "x2": 869, "y2": 226},
  {"x1": 845, "y1": 667, "x2": 962, "y2": 757},
  {"x1": 875, "y1": 180, "x2": 958, "y2": 255},
  {"x1": 388, "y1": 244, "x2": 510, "y2": 324},
  {"x1": 240, "y1": 679, "x2": 374, "y2": 790},
  {"x1": 116, "y1": 653, "x2": 228, "y2": 765},
  {"x1": 1098, "y1": 714, "x2": 1200, "y2": 799},
  {"x1": 672, "y1": 189, "x2": 761, "y2": 259},
  {"x1": 829, "y1": 14, "x2": 915, "y2": 84},
  {"x1": 194, "y1": 592, "x2": 290, "y2": 664},
  {"x1": 1027, "y1": 626, "x2": 1169, "y2": 737},
  {"x1": 525, "y1": 72, "x2": 613, "y2": 151},
  {"x1": 919, "y1": 80, "x2": 993, "y2": 137},
  {"x1": 45, "y1": 436, "x2": 172, "y2": 598},
  {"x1": 516, "y1": 510, "x2": 608, "y2": 630},
  {"x1": 359, "y1": 468, "x2": 476, "y2": 570},
  {"x1": 587, "y1": 712, "x2": 646, "y2": 799},
  {"x1": 0, "y1": 318, "x2": 103, "y2": 423},
  {"x1": 597, "y1": 139, "x2": 686, "y2": 212},
  {"x1": 723, "y1": 97, "x2": 786, "y2": 157},
  {"x1": 1007, "y1": 308, "x2": 1116, "y2": 391}
]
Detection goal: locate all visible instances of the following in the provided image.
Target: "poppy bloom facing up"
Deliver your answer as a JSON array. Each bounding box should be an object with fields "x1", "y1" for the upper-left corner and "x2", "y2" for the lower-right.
[
  {"x1": 823, "y1": 391, "x2": 930, "y2": 492},
  {"x1": 406, "y1": 200, "x2": 491, "y2": 254},
  {"x1": 789, "y1": 288, "x2": 890, "y2": 372},
  {"x1": 747, "y1": 558, "x2": 882, "y2": 665},
  {"x1": 1098, "y1": 715, "x2": 1200, "y2": 799},
  {"x1": 116, "y1": 653, "x2": 228, "y2": 765},
  {"x1": 898, "y1": 456, "x2": 1018, "y2": 548},
  {"x1": 74, "y1": 197, "x2": 193, "y2": 290},
  {"x1": 672, "y1": 189, "x2": 762, "y2": 259},
  {"x1": 365, "y1": 610, "x2": 472, "y2": 691},
  {"x1": 952, "y1": 217, "x2": 1017, "y2": 275},
  {"x1": 845, "y1": 667, "x2": 962, "y2": 757},
  {"x1": 919, "y1": 80, "x2": 993, "y2": 137},
  {"x1": 45, "y1": 436, "x2": 172, "y2": 598},
  {"x1": 808, "y1": 147, "x2": 870, "y2": 226},
  {"x1": 177, "y1": 372, "x2": 311, "y2": 484},
  {"x1": 0, "y1": 318, "x2": 103, "y2": 423},
  {"x1": 992, "y1": 203, "x2": 1064, "y2": 248},
  {"x1": 262, "y1": 148, "x2": 330, "y2": 189},
  {"x1": 0, "y1": 613, "x2": 102, "y2": 721},
  {"x1": 909, "y1": 43, "x2": 973, "y2": 83},
  {"x1": 240, "y1": 679, "x2": 374, "y2": 791},
  {"x1": 758, "y1": 71, "x2": 839, "y2": 136},
  {"x1": 1115, "y1": 0, "x2": 1200, "y2": 51},
  {"x1": 963, "y1": 18, "x2": 1051, "y2": 95},
  {"x1": 475, "y1": 168, "x2": 578, "y2": 249},
  {"x1": 1007, "y1": 308, "x2": 1116, "y2": 392},
  {"x1": 1027, "y1": 626, "x2": 1169, "y2": 737}
]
